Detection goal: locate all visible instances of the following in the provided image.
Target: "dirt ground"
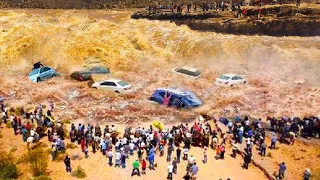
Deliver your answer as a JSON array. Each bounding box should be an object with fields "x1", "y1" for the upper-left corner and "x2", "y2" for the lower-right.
[{"x1": 0, "y1": 123, "x2": 268, "y2": 180}]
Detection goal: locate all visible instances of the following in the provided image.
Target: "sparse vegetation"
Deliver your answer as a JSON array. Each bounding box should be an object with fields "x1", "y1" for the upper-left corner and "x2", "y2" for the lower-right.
[
  {"x1": 314, "y1": 168, "x2": 320, "y2": 180},
  {"x1": 71, "y1": 166, "x2": 87, "y2": 178},
  {"x1": 0, "y1": 150, "x2": 19, "y2": 179},
  {"x1": 53, "y1": 151, "x2": 67, "y2": 162},
  {"x1": 63, "y1": 119, "x2": 71, "y2": 124},
  {"x1": 10, "y1": 146, "x2": 18, "y2": 153},
  {"x1": 14, "y1": 107, "x2": 21, "y2": 116},
  {"x1": 6, "y1": 121, "x2": 11, "y2": 128},
  {"x1": 25, "y1": 144, "x2": 49, "y2": 177},
  {"x1": 317, "y1": 152, "x2": 320, "y2": 159},
  {"x1": 34, "y1": 175, "x2": 52, "y2": 180},
  {"x1": 267, "y1": 152, "x2": 273, "y2": 158},
  {"x1": 66, "y1": 143, "x2": 78, "y2": 149}
]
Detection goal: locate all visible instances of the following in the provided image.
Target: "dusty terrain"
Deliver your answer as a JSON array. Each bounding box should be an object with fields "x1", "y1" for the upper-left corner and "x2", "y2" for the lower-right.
[{"x1": 0, "y1": 9, "x2": 319, "y2": 180}]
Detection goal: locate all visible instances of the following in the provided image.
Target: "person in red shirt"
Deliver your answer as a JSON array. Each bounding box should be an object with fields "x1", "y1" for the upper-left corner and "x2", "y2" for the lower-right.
[
  {"x1": 80, "y1": 138, "x2": 86, "y2": 152},
  {"x1": 258, "y1": 8, "x2": 261, "y2": 18},
  {"x1": 17, "y1": 117, "x2": 22, "y2": 127},
  {"x1": 141, "y1": 159, "x2": 147, "y2": 175},
  {"x1": 242, "y1": 8, "x2": 247, "y2": 18},
  {"x1": 26, "y1": 121, "x2": 31, "y2": 131}
]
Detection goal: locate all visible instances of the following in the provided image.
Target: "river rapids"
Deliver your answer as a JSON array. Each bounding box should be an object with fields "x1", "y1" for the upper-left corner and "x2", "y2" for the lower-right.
[{"x1": 0, "y1": 10, "x2": 319, "y2": 124}]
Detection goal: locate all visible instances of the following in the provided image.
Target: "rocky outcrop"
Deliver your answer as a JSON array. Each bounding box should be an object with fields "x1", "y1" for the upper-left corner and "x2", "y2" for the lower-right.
[
  {"x1": 132, "y1": 11, "x2": 220, "y2": 20},
  {"x1": 176, "y1": 17, "x2": 320, "y2": 36}
]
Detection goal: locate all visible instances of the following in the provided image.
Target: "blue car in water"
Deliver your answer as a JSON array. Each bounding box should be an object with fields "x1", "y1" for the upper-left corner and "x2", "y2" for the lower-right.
[
  {"x1": 28, "y1": 66, "x2": 58, "y2": 82},
  {"x1": 149, "y1": 88, "x2": 202, "y2": 108}
]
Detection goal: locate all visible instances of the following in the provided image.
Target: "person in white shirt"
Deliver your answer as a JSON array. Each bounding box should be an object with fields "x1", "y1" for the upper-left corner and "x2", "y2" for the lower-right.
[
  {"x1": 107, "y1": 150, "x2": 113, "y2": 166},
  {"x1": 203, "y1": 148, "x2": 207, "y2": 164},
  {"x1": 167, "y1": 163, "x2": 174, "y2": 180},
  {"x1": 188, "y1": 155, "x2": 196, "y2": 165},
  {"x1": 140, "y1": 141, "x2": 146, "y2": 149},
  {"x1": 246, "y1": 137, "x2": 251, "y2": 149},
  {"x1": 186, "y1": 132, "x2": 191, "y2": 138},
  {"x1": 129, "y1": 142, "x2": 135, "y2": 155},
  {"x1": 115, "y1": 151, "x2": 121, "y2": 167},
  {"x1": 30, "y1": 128, "x2": 35, "y2": 137},
  {"x1": 245, "y1": 119, "x2": 250, "y2": 126},
  {"x1": 183, "y1": 147, "x2": 189, "y2": 160}
]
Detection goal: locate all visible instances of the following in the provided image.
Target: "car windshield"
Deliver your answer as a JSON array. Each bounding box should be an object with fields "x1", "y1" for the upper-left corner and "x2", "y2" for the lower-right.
[
  {"x1": 29, "y1": 69, "x2": 39, "y2": 76},
  {"x1": 219, "y1": 75, "x2": 230, "y2": 80},
  {"x1": 118, "y1": 80, "x2": 129, "y2": 87}
]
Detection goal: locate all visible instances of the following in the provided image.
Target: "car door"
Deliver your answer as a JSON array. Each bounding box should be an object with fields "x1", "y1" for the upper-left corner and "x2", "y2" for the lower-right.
[
  {"x1": 236, "y1": 76, "x2": 245, "y2": 84},
  {"x1": 232, "y1": 76, "x2": 243, "y2": 85},
  {"x1": 231, "y1": 76, "x2": 238, "y2": 85},
  {"x1": 99, "y1": 81, "x2": 117, "y2": 91}
]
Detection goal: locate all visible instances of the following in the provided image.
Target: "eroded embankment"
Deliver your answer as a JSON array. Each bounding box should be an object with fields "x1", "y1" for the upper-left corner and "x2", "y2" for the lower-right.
[{"x1": 132, "y1": 5, "x2": 320, "y2": 36}]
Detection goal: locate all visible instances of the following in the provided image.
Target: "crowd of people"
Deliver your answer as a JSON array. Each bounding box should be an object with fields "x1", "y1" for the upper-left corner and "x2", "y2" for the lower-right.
[{"x1": 0, "y1": 97, "x2": 317, "y2": 180}]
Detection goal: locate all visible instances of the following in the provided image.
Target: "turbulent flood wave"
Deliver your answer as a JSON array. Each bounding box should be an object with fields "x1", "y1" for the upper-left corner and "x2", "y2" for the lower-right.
[
  {"x1": 0, "y1": 10, "x2": 319, "y2": 83},
  {"x1": 0, "y1": 10, "x2": 319, "y2": 120}
]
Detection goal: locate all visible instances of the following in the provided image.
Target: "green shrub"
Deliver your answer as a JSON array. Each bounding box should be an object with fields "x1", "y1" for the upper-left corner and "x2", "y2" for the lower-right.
[
  {"x1": 53, "y1": 151, "x2": 66, "y2": 162},
  {"x1": 71, "y1": 166, "x2": 86, "y2": 179},
  {"x1": 34, "y1": 175, "x2": 52, "y2": 180},
  {"x1": 267, "y1": 152, "x2": 272, "y2": 158},
  {"x1": 0, "y1": 151, "x2": 19, "y2": 179},
  {"x1": 14, "y1": 107, "x2": 21, "y2": 116},
  {"x1": 10, "y1": 146, "x2": 18, "y2": 153},
  {"x1": 26, "y1": 145, "x2": 49, "y2": 177},
  {"x1": 66, "y1": 143, "x2": 77, "y2": 149},
  {"x1": 63, "y1": 119, "x2": 71, "y2": 124},
  {"x1": 6, "y1": 121, "x2": 11, "y2": 128}
]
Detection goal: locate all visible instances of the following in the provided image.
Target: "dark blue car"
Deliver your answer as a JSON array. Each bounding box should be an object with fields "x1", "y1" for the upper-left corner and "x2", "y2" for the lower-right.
[{"x1": 149, "y1": 88, "x2": 202, "y2": 108}]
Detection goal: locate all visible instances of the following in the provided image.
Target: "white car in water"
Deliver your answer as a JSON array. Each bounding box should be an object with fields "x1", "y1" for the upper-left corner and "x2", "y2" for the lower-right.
[
  {"x1": 91, "y1": 79, "x2": 131, "y2": 93},
  {"x1": 171, "y1": 66, "x2": 201, "y2": 79},
  {"x1": 214, "y1": 74, "x2": 247, "y2": 87}
]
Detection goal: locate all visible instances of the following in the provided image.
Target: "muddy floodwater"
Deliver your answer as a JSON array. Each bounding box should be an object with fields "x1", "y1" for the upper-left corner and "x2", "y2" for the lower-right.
[{"x1": 0, "y1": 9, "x2": 319, "y2": 125}]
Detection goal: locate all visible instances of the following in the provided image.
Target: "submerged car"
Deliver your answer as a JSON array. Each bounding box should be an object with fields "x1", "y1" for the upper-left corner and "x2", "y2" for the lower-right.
[
  {"x1": 214, "y1": 74, "x2": 247, "y2": 87},
  {"x1": 171, "y1": 66, "x2": 201, "y2": 79},
  {"x1": 71, "y1": 65, "x2": 110, "y2": 81},
  {"x1": 84, "y1": 65, "x2": 110, "y2": 74},
  {"x1": 70, "y1": 71, "x2": 92, "y2": 81},
  {"x1": 91, "y1": 79, "x2": 131, "y2": 93},
  {"x1": 28, "y1": 66, "x2": 58, "y2": 82},
  {"x1": 149, "y1": 88, "x2": 202, "y2": 108}
]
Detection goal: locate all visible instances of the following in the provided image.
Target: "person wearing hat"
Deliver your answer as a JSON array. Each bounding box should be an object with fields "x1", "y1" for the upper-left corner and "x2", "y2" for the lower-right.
[{"x1": 303, "y1": 168, "x2": 311, "y2": 180}]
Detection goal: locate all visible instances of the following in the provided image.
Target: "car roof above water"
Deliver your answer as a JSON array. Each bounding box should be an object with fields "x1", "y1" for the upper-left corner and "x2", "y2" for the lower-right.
[
  {"x1": 156, "y1": 88, "x2": 192, "y2": 96},
  {"x1": 220, "y1": 74, "x2": 239, "y2": 77},
  {"x1": 179, "y1": 66, "x2": 199, "y2": 72}
]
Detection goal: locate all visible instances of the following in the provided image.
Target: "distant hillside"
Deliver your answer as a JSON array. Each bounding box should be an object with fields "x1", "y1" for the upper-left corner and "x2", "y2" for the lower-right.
[{"x1": 0, "y1": 0, "x2": 319, "y2": 9}]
